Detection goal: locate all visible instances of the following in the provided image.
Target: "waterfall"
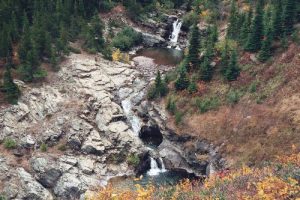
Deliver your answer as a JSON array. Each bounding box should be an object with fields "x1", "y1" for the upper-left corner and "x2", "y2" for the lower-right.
[
  {"x1": 147, "y1": 157, "x2": 167, "y2": 176},
  {"x1": 169, "y1": 19, "x2": 182, "y2": 48}
]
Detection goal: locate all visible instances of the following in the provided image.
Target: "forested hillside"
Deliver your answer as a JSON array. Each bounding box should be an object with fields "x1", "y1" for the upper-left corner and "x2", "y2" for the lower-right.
[{"x1": 0, "y1": 0, "x2": 300, "y2": 199}]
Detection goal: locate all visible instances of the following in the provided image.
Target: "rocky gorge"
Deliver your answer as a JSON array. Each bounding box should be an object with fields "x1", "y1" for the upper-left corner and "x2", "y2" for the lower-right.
[{"x1": 0, "y1": 14, "x2": 224, "y2": 200}]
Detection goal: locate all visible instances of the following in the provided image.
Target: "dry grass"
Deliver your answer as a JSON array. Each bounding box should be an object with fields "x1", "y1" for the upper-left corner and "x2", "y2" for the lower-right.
[{"x1": 165, "y1": 44, "x2": 300, "y2": 168}]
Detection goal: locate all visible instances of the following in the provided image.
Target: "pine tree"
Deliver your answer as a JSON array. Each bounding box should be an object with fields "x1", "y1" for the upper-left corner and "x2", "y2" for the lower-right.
[
  {"x1": 188, "y1": 75, "x2": 198, "y2": 94},
  {"x1": 175, "y1": 66, "x2": 190, "y2": 91},
  {"x1": 154, "y1": 71, "x2": 168, "y2": 97},
  {"x1": 186, "y1": 24, "x2": 200, "y2": 71},
  {"x1": 227, "y1": 0, "x2": 239, "y2": 39},
  {"x1": 282, "y1": 0, "x2": 296, "y2": 35},
  {"x1": 240, "y1": 8, "x2": 253, "y2": 46},
  {"x1": 19, "y1": 13, "x2": 32, "y2": 62},
  {"x1": 220, "y1": 40, "x2": 230, "y2": 76},
  {"x1": 2, "y1": 66, "x2": 20, "y2": 104},
  {"x1": 245, "y1": 0, "x2": 264, "y2": 52},
  {"x1": 272, "y1": 0, "x2": 283, "y2": 39},
  {"x1": 225, "y1": 50, "x2": 240, "y2": 81},
  {"x1": 258, "y1": 11, "x2": 274, "y2": 62},
  {"x1": 200, "y1": 55, "x2": 213, "y2": 82}
]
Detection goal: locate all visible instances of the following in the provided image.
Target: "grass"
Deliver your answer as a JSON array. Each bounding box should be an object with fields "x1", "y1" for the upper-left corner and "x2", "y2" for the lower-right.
[
  {"x1": 195, "y1": 96, "x2": 220, "y2": 113},
  {"x1": 40, "y1": 143, "x2": 48, "y2": 152},
  {"x1": 3, "y1": 138, "x2": 17, "y2": 149},
  {"x1": 127, "y1": 154, "x2": 140, "y2": 167}
]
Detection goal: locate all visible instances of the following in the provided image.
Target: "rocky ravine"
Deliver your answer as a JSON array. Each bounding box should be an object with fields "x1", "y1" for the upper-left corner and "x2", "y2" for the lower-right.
[
  {"x1": 0, "y1": 53, "x2": 147, "y2": 200},
  {"x1": 0, "y1": 51, "x2": 224, "y2": 200}
]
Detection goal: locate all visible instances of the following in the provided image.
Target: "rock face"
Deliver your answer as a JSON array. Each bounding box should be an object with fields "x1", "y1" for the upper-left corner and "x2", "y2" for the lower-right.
[{"x1": 0, "y1": 53, "x2": 145, "y2": 200}]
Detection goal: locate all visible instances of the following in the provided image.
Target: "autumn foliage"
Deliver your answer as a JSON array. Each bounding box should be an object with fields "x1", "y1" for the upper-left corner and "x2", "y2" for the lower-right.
[{"x1": 87, "y1": 152, "x2": 300, "y2": 200}]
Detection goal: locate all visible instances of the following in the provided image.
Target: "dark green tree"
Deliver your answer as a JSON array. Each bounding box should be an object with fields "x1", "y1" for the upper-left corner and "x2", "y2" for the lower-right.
[
  {"x1": 200, "y1": 55, "x2": 213, "y2": 82},
  {"x1": 85, "y1": 14, "x2": 105, "y2": 51},
  {"x1": 2, "y1": 66, "x2": 20, "y2": 104},
  {"x1": 186, "y1": 24, "x2": 200, "y2": 71},
  {"x1": 225, "y1": 50, "x2": 240, "y2": 81},
  {"x1": 245, "y1": 0, "x2": 264, "y2": 52},
  {"x1": 240, "y1": 8, "x2": 253, "y2": 46},
  {"x1": 175, "y1": 66, "x2": 190, "y2": 91},
  {"x1": 154, "y1": 71, "x2": 168, "y2": 97},
  {"x1": 259, "y1": 12, "x2": 274, "y2": 62},
  {"x1": 227, "y1": 0, "x2": 239, "y2": 39},
  {"x1": 188, "y1": 75, "x2": 198, "y2": 94},
  {"x1": 272, "y1": 0, "x2": 283, "y2": 39},
  {"x1": 282, "y1": 0, "x2": 296, "y2": 35},
  {"x1": 220, "y1": 40, "x2": 230, "y2": 76}
]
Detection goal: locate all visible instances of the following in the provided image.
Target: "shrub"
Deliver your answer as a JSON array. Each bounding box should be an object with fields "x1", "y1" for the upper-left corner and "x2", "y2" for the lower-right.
[
  {"x1": 147, "y1": 85, "x2": 157, "y2": 100},
  {"x1": 40, "y1": 143, "x2": 48, "y2": 152},
  {"x1": 99, "y1": 0, "x2": 115, "y2": 12},
  {"x1": 127, "y1": 154, "x2": 140, "y2": 167},
  {"x1": 175, "y1": 111, "x2": 184, "y2": 125},
  {"x1": 3, "y1": 138, "x2": 17, "y2": 149},
  {"x1": 166, "y1": 97, "x2": 176, "y2": 115},
  {"x1": 112, "y1": 27, "x2": 142, "y2": 51},
  {"x1": 227, "y1": 90, "x2": 240, "y2": 105},
  {"x1": 249, "y1": 81, "x2": 258, "y2": 93},
  {"x1": 68, "y1": 46, "x2": 81, "y2": 54},
  {"x1": 195, "y1": 97, "x2": 220, "y2": 113},
  {"x1": 58, "y1": 144, "x2": 67, "y2": 151}
]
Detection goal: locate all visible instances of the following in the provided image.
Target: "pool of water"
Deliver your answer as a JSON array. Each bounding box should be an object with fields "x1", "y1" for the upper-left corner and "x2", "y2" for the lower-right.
[
  {"x1": 134, "y1": 48, "x2": 184, "y2": 66},
  {"x1": 109, "y1": 169, "x2": 198, "y2": 191}
]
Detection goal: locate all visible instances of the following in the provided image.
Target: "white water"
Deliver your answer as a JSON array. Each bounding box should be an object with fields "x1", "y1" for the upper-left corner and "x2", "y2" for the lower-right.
[
  {"x1": 169, "y1": 19, "x2": 182, "y2": 47},
  {"x1": 147, "y1": 157, "x2": 167, "y2": 176},
  {"x1": 121, "y1": 99, "x2": 141, "y2": 135}
]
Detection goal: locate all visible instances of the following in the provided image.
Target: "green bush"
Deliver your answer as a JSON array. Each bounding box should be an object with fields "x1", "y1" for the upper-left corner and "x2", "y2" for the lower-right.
[
  {"x1": 40, "y1": 143, "x2": 48, "y2": 152},
  {"x1": 227, "y1": 90, "x2": 240, "y2": 105},
  {"x1": 58, "y1": 144, "x2": 67, "y2": 151},
  {"x1": 182, "y1": 12, "x2": 198, "y2": 30},
  {"x1": 68, "y1": 46, "x2": 81, "y2": 54},
  {"x1": 249, "y1": 82, "x2": 258, "y2": 93},
  {"x1": 195, "y1": 97, "x2": 220, "y2": 113},
  {"x1": 127, "y1": 154, "x2": 140, "y2": 167},
  {"x1": 3, "y1": 138, "x2": 17, "y2": 149},
  {"x1": 100, "y1": 0, "x2": 115, "y2": 12},
  {"x1": 112, "y1": 27, "x2": 142, "y2": 51},
  {"x1": 147, "y1": 85, "x2": 157, "y2": 100},
  {"x1": 175, "y1": 111, "x2": 184, "y2": 125},
  {"x1": 166, "y1": 97, "x2": 176, "y2": 115}
]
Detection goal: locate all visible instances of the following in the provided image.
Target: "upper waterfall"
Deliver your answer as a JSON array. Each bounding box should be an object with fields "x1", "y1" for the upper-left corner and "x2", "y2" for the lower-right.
[{"x1": 168, "y1": 19, "x2": 182, "y2": 49}]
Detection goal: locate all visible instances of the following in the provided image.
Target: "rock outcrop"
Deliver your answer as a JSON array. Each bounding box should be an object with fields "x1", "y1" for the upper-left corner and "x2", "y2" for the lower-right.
[{"x1": 0, "y1": 53, "x2": 145, "y2": 199}]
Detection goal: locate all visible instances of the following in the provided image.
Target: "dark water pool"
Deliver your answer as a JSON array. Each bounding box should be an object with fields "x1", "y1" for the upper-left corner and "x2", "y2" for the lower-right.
[
  {"x1": 109, "y1": 169, "x2": 198, "y2": 191},
  {"x1": 134, "y1": 48, "x2": 184, "y2": 66}
]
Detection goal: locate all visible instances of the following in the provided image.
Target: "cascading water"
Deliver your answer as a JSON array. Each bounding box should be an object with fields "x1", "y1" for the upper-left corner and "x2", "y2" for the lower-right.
[
  {"x1": 147, "y1": 157, "x2": 167, "y2": 176},
  {"x1": 168, "y1": 19, "x2": 182, "y2": 49}
]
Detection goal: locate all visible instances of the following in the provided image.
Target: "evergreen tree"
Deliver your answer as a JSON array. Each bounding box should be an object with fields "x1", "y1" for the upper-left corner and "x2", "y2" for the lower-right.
[
  {"x1": 272, "y1": 0, "x2": 283, "y2": 39},
  {"x1": 220, "y1": 40, "x2": 230, "y2": 76},
  {"x1": 245, "y1": 0, "x2": 264, "y2": 52},
  {"x1": 282, "y1": 0, "x2": 296, "y2": 35},
  {"x1": 175, "y1": 66, "x2": 190, "y2": 91},
  {"x1": 186, "y1": 24, "x2": 200, "y2": 71},
  {"x1": 225, "y1": 50, "x2": 240, "y2": 81},
  {"x1": 188, "y1": 75, "x2": 198, "y2": 94},
  {"x1": 199, "y1": 55, "x2": 213, "y2": 82},
  {"x1": 258, "y1": 12, "x2": 274, "y2": 62},
  {"x1": 2, "y1": 66, "x2": 20, "y2": 104},
  {"x1": 240, "y1": 8, "x2": 253, "y2": 46},
  {"x1": 85, "y1": 14, "x2": 105, "y2": 51},
  {"x1": 154, "y1": 71, "x2": 168, "y2": 97},
  {"x1": 227, "y1": 0, "x2": 239, "y2": 39}
]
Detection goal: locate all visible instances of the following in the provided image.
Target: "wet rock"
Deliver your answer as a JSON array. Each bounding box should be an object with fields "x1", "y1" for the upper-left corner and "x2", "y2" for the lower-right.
[
  {"x1": 135, "y1": 152, "x2": 151, "y2": 176},
  {"x1": 139, "y1": 124, "x2": 163, "y2": 146}
]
